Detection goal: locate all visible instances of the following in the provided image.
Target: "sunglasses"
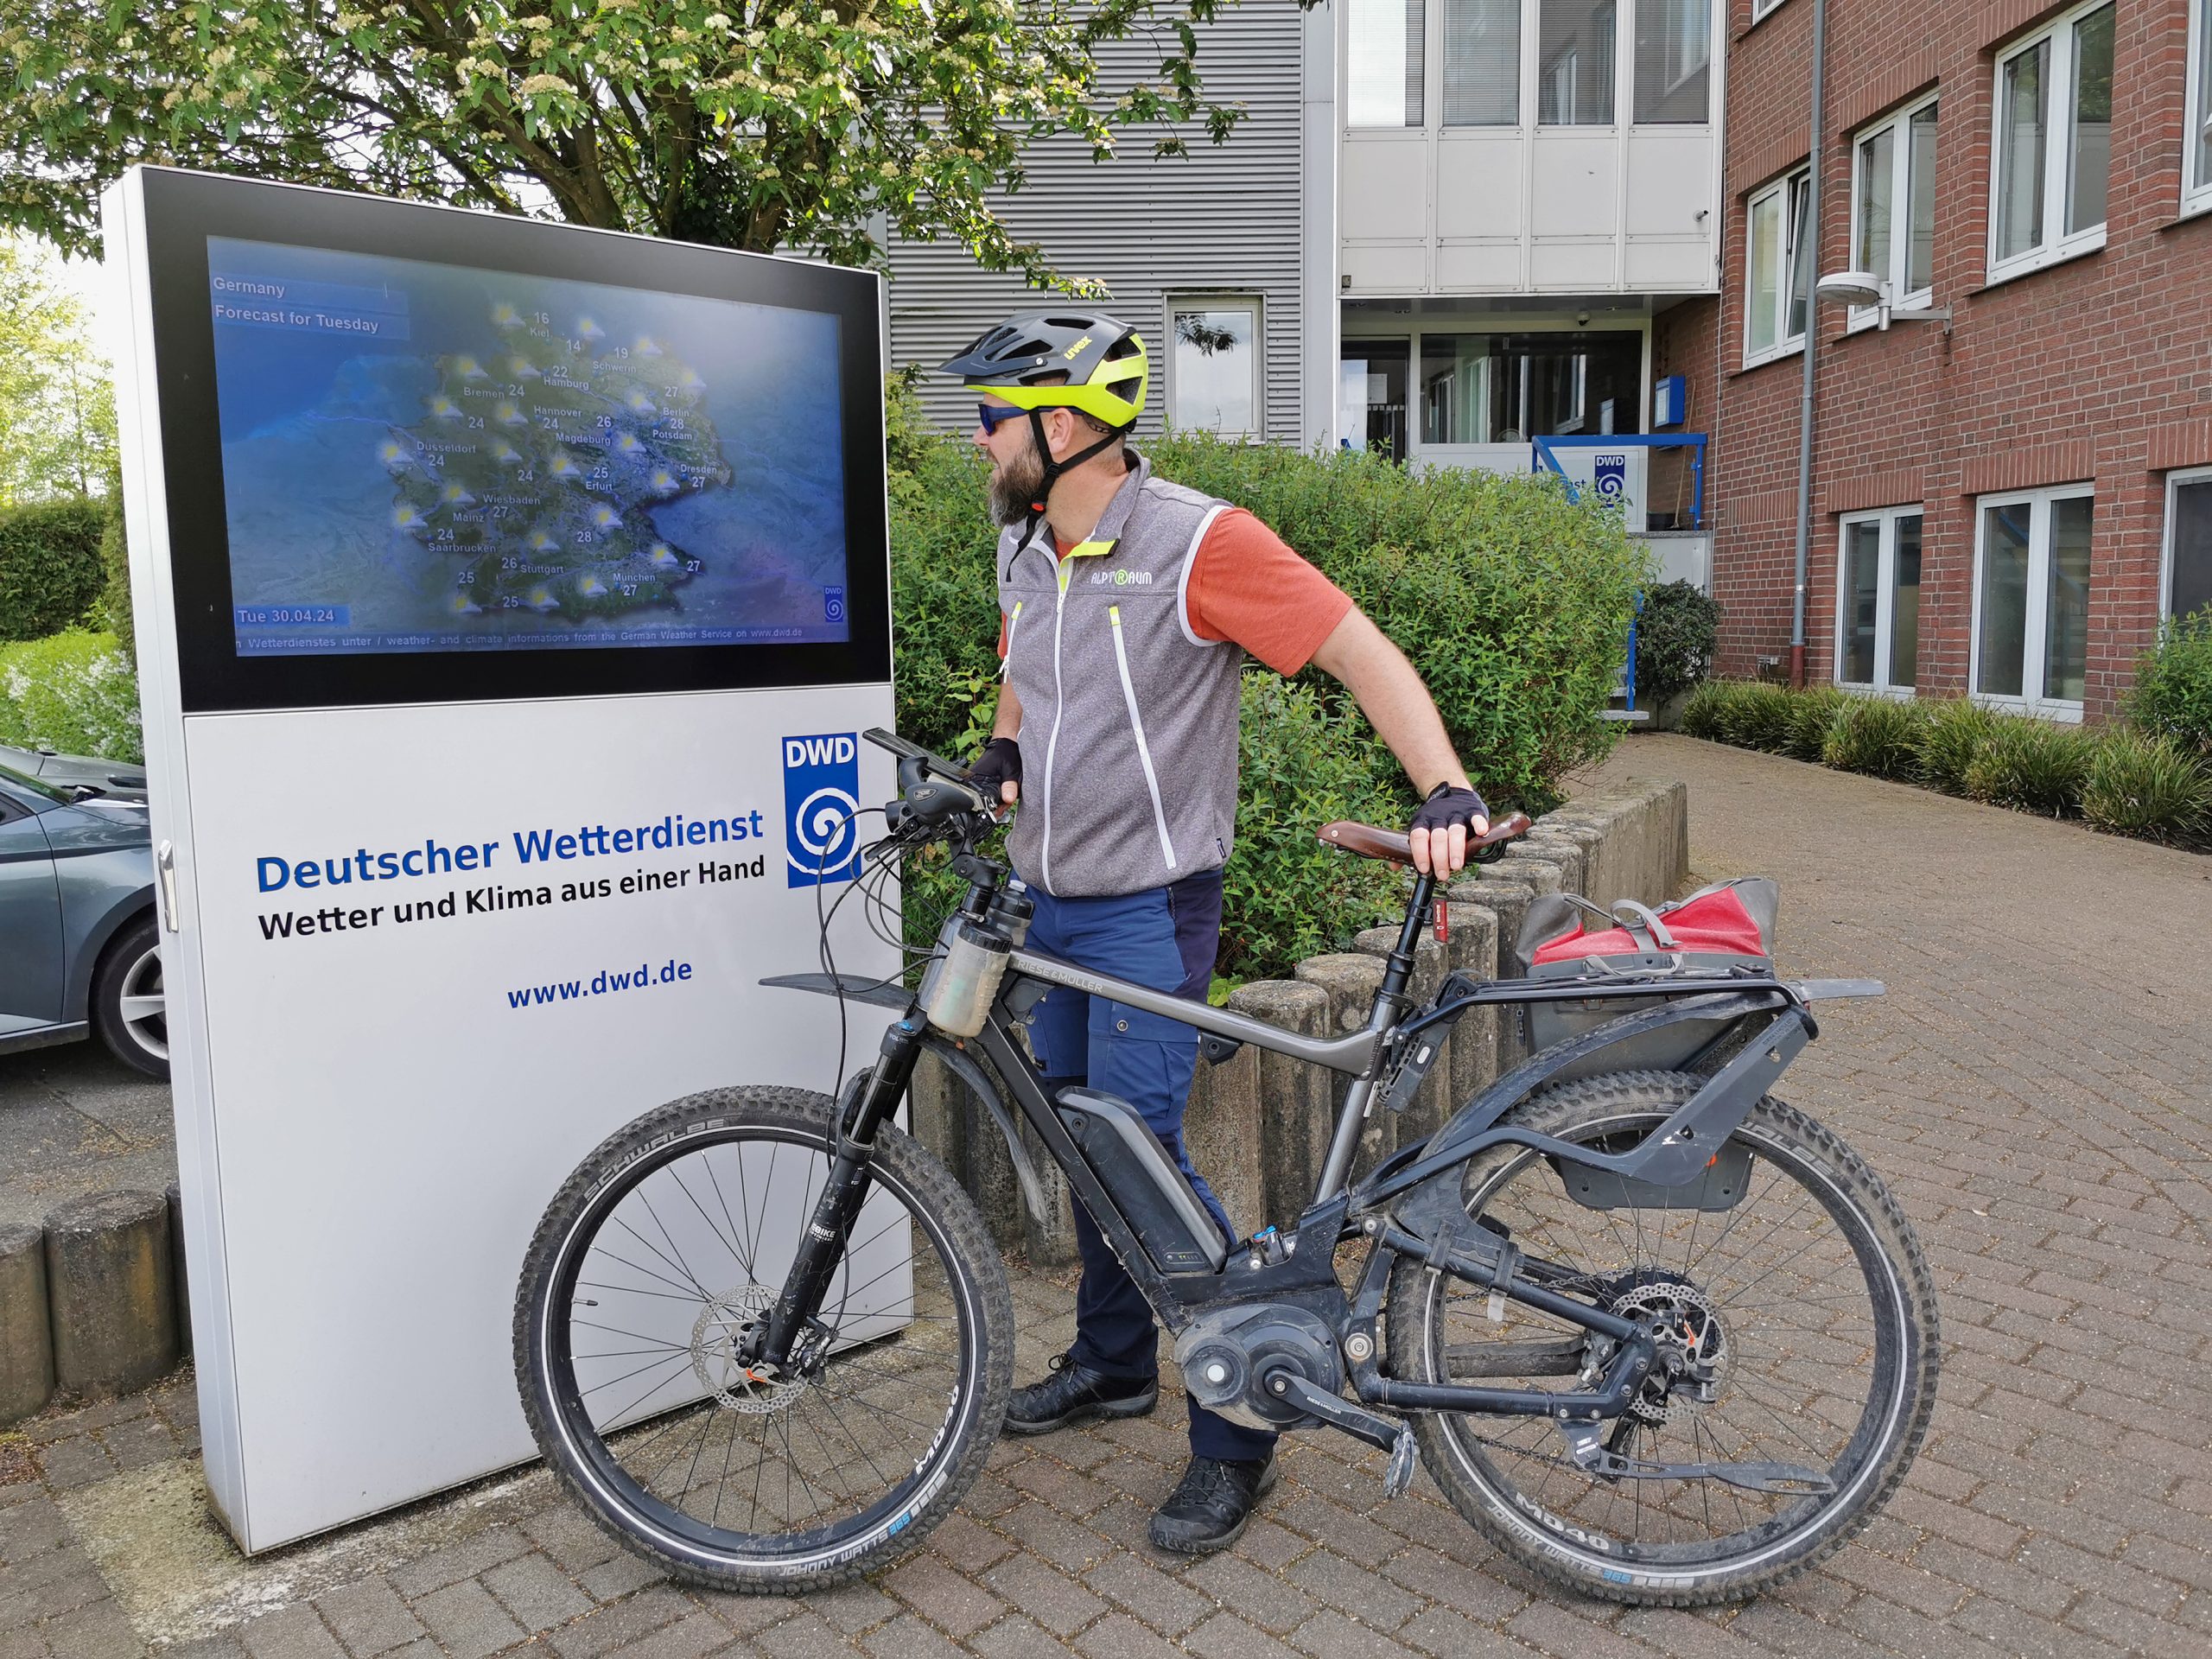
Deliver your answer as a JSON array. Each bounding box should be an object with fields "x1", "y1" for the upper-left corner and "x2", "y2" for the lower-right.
[{"x1": 976, "y1": 403, "x2": 1027, "y2": 435}]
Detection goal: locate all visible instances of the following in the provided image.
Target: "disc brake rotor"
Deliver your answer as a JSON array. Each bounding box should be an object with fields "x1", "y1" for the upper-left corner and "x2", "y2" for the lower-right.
[
  {"x1": 690, "y1": 1286, "x2": 805, "y2": 1414},
  {"x1": 1606, "y1": 1278, "x2": 1730, "y2": 1423}
]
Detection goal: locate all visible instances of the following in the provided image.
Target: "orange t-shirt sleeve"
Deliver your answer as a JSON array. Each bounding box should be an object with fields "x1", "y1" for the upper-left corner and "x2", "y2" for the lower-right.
[{"x1": 1183, "y1": 508, "x2": 1354, "y2": 675}]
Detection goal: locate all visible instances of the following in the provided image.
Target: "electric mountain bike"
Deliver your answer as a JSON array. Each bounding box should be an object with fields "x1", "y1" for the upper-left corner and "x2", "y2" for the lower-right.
[{"x1": 513, "y1": 729, "x2": 1939, "y2": 1607}]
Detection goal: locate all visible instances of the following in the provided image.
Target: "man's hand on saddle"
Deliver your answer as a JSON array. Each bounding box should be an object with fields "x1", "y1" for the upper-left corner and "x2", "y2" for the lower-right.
[{"x1": 1408, "y1": 782, "x2": 1491, "y2": 876}]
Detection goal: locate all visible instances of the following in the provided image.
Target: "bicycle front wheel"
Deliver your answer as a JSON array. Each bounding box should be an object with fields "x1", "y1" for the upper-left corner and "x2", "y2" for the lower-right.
[
  {"x1": 1386, "y1": 1069, "x2": 1938, "y2": 1606},
  {"x1": 515, "y1": 1085, "x2": 1014, "y2": 1593}
]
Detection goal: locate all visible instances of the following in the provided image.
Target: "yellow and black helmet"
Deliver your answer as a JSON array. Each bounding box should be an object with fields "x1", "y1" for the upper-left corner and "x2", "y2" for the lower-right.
[{"x1": 938, "y1": 310, "x2": 1148, "y2": 430}]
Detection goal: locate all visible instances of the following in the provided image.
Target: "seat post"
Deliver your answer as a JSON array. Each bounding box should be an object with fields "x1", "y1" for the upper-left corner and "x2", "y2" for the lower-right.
[{"x1": 1377, "y1": 869, "x2": 1437, "y2": 1003}]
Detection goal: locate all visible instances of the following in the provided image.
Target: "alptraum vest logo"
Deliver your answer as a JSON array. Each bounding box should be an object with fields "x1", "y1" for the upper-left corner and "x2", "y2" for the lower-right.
[{"x1": 1087, "y1": 569, "x2": 1154, "y2": 586}]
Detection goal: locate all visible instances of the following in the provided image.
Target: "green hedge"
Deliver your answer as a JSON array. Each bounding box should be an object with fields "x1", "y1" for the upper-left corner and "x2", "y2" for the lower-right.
[
  {"x1": 884, "y1": 385, "x2": 1651, "y2": 975},
  {"x1": 1680, "y1": 678, "x2": 2212, "y2": 847},
  {"x1": 0, "y1": 629, "x2": 143, "y2": 763},
  {"x1": 1636, "y1": 580, "x2": 1723, "y2": 709},
  {"x1": 2127, "y1": 606, "x2": 2212, "y2": 760},
  {"x1": 0, "y1": 499, "x2": 108, "y2": 642}
]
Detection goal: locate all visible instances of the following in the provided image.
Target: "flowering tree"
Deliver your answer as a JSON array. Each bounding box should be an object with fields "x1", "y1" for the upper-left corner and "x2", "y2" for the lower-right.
[
  {"x1": 0, "y1": 238, "x2": 114, "y2": 503},
  {"x1": 0, "y1": 0, "x2": 1249, "y2": 287}
]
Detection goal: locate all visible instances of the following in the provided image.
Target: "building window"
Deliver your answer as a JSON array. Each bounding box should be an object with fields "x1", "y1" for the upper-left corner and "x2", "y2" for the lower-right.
[
  {"x1": 1837, "y1": 508, "x2": 1923, "y2": 694},
  {"x1": 2167, "y1": 468, "x2": 2212, "y2": 620},
  {"x1": 1350, "y1": 0, "x2": 1425, "y2": 128},
  {"x1": 1166, "y1": 300, "x2": 1262, "y2": 438},
  {"x1": 1989, "y1": 0, "x2": 2113, "y2": 282},
  {"x1": 1635, "y1": 0, "x2": 1710, "y2": 124},
  {"x1": 2188, "y1": 0, "x2": 2212, "y2": 213},
  {"x1": 1340, "y1": 339, "x2": 1412, "y2": 460},
  {"x1": 1539, "y1": 0, "x2": 1617, "y2": 125},
  {"x1": 1444, "y1": 0, "x2": 1521, "y2": 125},
  {"x1": 1418, "y1": 332, "x2": 1644, "y2": 443},
  {"x1": 1744, "y1": 167, "x2": 1813, "y2": 367},
  {"x1": 1850, "y1": 97, "x2": 1937, "y2": 322},
  {"x1": 1750, "y1": 0, "x2": 1785, "y2": 19},
  {"x1": 1974, "y1": 486, "x2": 2093, "y2": 715}
]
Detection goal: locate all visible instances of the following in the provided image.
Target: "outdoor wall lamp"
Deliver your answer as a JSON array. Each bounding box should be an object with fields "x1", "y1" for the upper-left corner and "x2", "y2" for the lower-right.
[{"x1": 1815, "y1": 270, "x2": 1954, "y2": 335}]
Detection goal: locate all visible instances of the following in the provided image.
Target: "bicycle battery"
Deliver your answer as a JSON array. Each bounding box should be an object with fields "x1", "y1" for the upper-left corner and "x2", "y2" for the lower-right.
[{"x1": 1055, "y1": 1089, "x2": 1228, "y2": 1274}]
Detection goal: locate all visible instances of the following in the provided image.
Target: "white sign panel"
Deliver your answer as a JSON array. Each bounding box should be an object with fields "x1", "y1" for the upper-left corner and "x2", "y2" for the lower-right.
[{"x1": 105, "y1": 167, "x2": 903, "y2": 1551}]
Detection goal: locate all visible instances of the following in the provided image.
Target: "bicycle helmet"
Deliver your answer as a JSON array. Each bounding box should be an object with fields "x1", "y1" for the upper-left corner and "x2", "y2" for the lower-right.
[{"x1": 940, "y1": 310, "x2": 1147, "y2": 532}]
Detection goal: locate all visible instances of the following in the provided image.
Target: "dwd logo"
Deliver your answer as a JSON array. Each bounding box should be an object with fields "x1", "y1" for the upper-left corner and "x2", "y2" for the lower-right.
[
  {"x1": 1592, "y1": 454, "x2": 1628, "y2": 503},
  {"x1": 782, "y1": 732, "x2": 861, "y2": 887}
]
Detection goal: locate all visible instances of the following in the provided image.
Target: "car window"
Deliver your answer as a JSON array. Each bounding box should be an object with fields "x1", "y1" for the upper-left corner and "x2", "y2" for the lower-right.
[{"x1": 0, "y1": 760, "x2": 73, "y2": 807}]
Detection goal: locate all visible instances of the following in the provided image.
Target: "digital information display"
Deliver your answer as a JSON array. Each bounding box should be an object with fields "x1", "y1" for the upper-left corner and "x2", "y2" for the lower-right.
[{"x1": 206, "y1": 238, "x2": 850, "y2": 658}]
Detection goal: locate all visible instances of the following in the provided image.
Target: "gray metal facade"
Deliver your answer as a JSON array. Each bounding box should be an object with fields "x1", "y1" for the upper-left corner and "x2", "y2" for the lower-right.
[{"x1": 885, "y1": 1, "x2": 1310, "y2": 447}]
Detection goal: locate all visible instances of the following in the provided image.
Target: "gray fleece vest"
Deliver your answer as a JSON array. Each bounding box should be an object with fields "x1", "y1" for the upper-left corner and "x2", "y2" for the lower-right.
[{"x1": 998, "y1": 452, "x2": 1243, "y2": 898}]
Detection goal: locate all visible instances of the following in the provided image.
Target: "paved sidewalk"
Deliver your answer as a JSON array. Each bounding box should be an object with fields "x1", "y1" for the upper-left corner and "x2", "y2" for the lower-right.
[{"x1": 5, "y1": 734, "x2": 2210, "y2": 1656}]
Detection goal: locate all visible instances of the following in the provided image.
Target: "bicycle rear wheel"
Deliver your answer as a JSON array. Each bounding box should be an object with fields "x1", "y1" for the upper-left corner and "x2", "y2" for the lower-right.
[
  {"x1": 1386, "y1": 1069, "x2": 1938, "y2": 1606},
  {"x1": 515, "y1": 1085, "x2": 1013, "y2": 1592}
]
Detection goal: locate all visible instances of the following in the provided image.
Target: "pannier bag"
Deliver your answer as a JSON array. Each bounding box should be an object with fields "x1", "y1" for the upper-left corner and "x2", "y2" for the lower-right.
[{"x1": 1514, "y1": 878, "x2": 1779, "y2": 1055}]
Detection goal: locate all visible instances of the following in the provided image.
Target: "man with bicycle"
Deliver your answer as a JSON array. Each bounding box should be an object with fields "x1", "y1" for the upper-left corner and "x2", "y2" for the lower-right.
[{"x1": 939, "y1": 311, "x2": 1490, "y2": 1553}]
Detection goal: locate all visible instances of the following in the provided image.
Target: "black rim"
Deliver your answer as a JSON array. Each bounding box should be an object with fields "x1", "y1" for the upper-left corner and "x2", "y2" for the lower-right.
[
  {"x1": 1421, "y1": 1110, "x2": 1910, "y2": 1573},
  {"x1": 536, "y1": 1122, "x2": 981, "y2": 1567}
]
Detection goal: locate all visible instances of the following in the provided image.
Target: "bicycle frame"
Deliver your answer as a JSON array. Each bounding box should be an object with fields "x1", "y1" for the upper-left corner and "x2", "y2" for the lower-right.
[{"x1": 760, "y1": 855, "x2": 1861, "y2": 1428}]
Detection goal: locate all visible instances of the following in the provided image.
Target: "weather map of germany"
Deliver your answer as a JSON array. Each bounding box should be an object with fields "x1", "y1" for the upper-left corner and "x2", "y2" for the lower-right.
[
  {"x1": 207, "y1": 237, "x2": 851, "y2": 658},
  {"x1": 387, "y1": 305, "x2": 729, "y2": 625}
]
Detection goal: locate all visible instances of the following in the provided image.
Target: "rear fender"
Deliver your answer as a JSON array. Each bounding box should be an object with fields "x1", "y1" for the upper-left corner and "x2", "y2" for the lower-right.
[{"x1": 1354, "y1": 991, "x2": 1804, "y2": 1221}]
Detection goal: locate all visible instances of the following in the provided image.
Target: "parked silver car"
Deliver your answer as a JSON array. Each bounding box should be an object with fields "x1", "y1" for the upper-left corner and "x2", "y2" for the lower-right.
[
  {"x1": 0, "y1": 741, "x2": 150, "y2": 804},
  {"x1": 0, "y1": 759, "x2": 164, "y2": 1077}
]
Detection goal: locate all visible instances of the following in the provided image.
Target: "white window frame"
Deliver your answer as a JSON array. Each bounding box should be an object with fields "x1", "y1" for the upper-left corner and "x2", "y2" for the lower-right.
[
  {"x1": 1834, "y1": 506, "x2": 1923, "y2": 697},
  {"x1": 1742, "y1": 166, "x2": 1812, "y2": 369},
  {"x1": 1164, "y1": 295, "x2": 1265, "y2": 439},
  {"x1": 2187, "y1": 0, "x2": 2212, "y2": 218},
  {"x1": 1847, "y1": 94, "x2": 1938, "y2": 332},
  {"x1": 1970, "y1": 483, "x2": 2094, "y2": 721},
  {"x1": 2164, "y1": 466, "x2": 2212, "y2": 619},
  {"x1": 1986, "y1": 0, "x2": 2113, "y2": 286},
  {"x1": 1751, "y1": 0, "x2": 1785, "y2": 21}
]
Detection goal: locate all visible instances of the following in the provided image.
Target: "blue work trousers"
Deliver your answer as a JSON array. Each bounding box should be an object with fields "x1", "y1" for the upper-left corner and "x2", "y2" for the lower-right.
[{"x1": 1021, "y1": 868, "x2": 1275, "y2": 1464}]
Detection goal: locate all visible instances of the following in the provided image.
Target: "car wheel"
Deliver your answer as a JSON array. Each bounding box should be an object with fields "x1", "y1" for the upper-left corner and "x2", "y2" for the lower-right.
[{"x1": 92, "y1": 913, "x2": 168, "y2": 1080}]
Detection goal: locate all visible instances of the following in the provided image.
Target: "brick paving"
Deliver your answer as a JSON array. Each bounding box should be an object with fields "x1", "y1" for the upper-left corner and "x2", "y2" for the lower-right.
[{"x1": 3, "y1": 733, "x2": 2210, "y2": 1656}]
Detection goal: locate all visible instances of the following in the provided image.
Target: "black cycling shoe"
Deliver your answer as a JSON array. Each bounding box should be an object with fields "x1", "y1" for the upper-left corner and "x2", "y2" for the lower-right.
[
  {"x1": 1146, "y1": 1453, "x2": 1279, "y2": 1554},
  {"x1": 1003, "y1": 1353, "x2": 1159, "y2": 1437}
]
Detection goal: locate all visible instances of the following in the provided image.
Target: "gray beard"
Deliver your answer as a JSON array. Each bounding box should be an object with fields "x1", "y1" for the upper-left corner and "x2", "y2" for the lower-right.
[{"x1": 988, "y1": 441, "x2": 1046, "y2": 528}]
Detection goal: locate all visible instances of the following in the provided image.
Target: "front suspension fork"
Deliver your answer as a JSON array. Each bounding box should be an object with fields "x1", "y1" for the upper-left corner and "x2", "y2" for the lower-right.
[{"x1": 753, "y1": 1014, "x2": 926, "y2": 1370}]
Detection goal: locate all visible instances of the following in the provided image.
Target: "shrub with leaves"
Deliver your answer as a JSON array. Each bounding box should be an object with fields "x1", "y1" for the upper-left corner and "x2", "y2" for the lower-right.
[
  {"x1": 1145, "y1": 433, "x2": 1649, "y2": 812},
  {"x1": 1677, "y1": 678, "x2": 1737, "y2": 741},
  {"x1": 2126, "y1": 606, "x2": 2212, "y2": 760},
  {"x1": 2080, "y1": 729, "x2": 2211, "y2": 842},
  {"x1": 0, "y1": 498, "x2": 107, "y2": 642},
  {"x1": 1916, "y1": 697, "x2": 2000, "y2": 795},
  {"x1": 1727, "y1": 682, "x2": 1798, "y2": 753},
  {"x1": 1962, "y1": 718, "x2": 2094, "y2": 816},
  {"x1": 0, "y1": 629, "x2": 142, "y2": 763},
  {"x1": 1217, "y1": 675, "x2": 1410, "y2": 980},
  {"x1": 1634, "y1": 581, "x2": 1723, "y2": 709},
  {"x1": 1822, "y1": 696, "x2": 1929, "y2": 779},
  {"x1": 1783, "y1": 685, "x2": 1851, "y2": 761}
]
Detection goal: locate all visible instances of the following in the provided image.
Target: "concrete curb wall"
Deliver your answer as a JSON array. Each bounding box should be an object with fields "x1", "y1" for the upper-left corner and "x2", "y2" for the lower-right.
[
  {"x1": 911, "y1": 779, "x2": 1688, "y2": 1261},
  {"x1": 1, "y1": 1188, "x2": 184, "y2": 1428}
]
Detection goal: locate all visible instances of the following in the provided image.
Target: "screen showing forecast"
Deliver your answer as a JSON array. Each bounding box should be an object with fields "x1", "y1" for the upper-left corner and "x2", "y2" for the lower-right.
[{"x1": 206, "y1": 237, "x2": 850, "y2": 657}]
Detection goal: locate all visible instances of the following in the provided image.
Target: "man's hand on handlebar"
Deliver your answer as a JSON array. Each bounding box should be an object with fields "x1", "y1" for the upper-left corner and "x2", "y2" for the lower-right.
[
  {"x1": 965, "y1": 736, "x2": 1021, "y2": 817},
  {"x1": 1408, "y1": 782, "x2": 1491, "y2": 876}
]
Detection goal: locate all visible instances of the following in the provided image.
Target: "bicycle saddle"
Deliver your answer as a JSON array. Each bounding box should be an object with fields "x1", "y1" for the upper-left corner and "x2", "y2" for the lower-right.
[{"x1": 1317, "y1": 812, "x2": 1531, "y2": 864}]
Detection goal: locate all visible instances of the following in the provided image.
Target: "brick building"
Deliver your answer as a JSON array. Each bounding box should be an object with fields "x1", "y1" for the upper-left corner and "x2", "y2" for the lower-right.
[{"x1": 1658, "y1": 0, "x2": 2212, "y2": 718}]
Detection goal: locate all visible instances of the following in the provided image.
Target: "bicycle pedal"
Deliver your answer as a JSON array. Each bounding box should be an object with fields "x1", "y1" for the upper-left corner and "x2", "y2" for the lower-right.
[{"x1": 1383, "y1": 1428, "x2": 1418, "y2": 1499}]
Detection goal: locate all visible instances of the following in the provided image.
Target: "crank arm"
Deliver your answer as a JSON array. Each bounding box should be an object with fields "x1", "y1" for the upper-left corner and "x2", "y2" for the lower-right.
[
  {"x1": 1275, "y1": 1375, "x2": 1422, "y2": 1500},
  {"x1": 1274, "y1": 1373, "x2": 1402, "y2": 1452},
  {"x1": 1557, "y1": 1421, "x2": 1836, "y2": 1495}
]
